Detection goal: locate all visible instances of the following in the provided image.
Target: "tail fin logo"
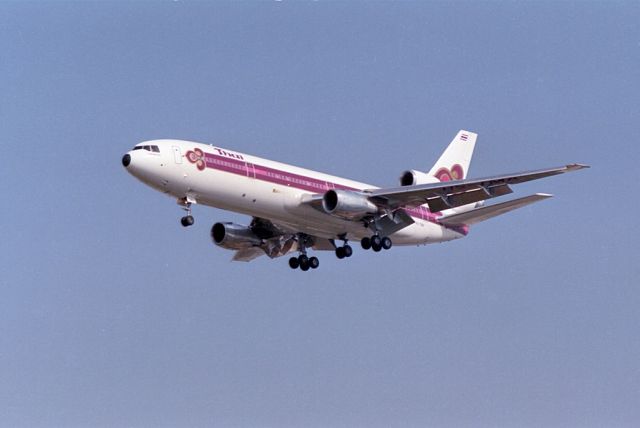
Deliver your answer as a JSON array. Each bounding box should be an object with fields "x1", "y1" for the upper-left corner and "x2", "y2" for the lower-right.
[{"x1": 434, "y1": 164, "x2": 463, "y2": 182}]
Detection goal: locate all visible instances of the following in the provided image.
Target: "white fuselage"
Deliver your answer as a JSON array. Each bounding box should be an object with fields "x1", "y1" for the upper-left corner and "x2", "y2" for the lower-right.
[{"x1": 123, "y1": 139, "x2": 466, "y2": 245}]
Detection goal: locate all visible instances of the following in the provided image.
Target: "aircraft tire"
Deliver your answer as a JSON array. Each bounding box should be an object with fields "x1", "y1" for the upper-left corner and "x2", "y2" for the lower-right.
[
  {"x1": 371, "y1": 235, "x2": 382, "y2": 247},
  {"x1": 361, "y1": 237, "x2": 371, "y2": 250},
  {"x1": 309, "y1": 257, "x2": 320, "y2": 269},
  {"x1": 343, "y1": 245, "x2": 353, "y2": 257},
  {"x1": 336, "y1": 247, "x2": 345, "y2": 259},
  {"x1": 181, "y1": 215, "x2": 194, "y2": 227},
  {"x1": 372, "y1": 242, "x2": 382, "y2": 252},
  {"x1": 381, "y1": 237, "x2": 392, "y2": 250},
  {"x1": 289, "y1": 257, "x2": 300, "y2": 269}
]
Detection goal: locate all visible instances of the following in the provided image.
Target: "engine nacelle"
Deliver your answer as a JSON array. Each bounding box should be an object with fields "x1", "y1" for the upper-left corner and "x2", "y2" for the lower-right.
[
  {"x1": 211, "y1": 222, "x2": 262, "y2": 250},
  {"x1": 322, "y1": 189, "x2": 379, "y2": 220},
  {"x1": 399, "y1": 169, "x2": 439, "y2": 186}
]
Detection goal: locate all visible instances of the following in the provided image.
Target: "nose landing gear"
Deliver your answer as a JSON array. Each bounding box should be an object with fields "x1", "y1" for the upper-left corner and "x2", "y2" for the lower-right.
[
  {"x1": 178, "y1": 197, "x2": 195, "y2": 227},
  {"x1": 181, "y1": 215, "x2": 194, "y2": 227}
]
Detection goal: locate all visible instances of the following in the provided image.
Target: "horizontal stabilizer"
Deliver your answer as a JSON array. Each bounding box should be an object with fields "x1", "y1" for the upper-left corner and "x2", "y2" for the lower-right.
[{"x1": 438, "y1": 193, "x2": 553, "y2": 226}]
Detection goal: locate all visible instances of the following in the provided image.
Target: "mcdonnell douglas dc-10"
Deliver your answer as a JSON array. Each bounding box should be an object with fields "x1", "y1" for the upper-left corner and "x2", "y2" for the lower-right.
[{"x1": 122, "y1": 131, "x2": 587, "y2": 271}]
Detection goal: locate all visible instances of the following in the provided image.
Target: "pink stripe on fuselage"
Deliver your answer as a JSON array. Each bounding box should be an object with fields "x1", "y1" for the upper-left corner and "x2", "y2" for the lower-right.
[{"x1": 202, "y1": 151, "x2": 468, "y2": 235}]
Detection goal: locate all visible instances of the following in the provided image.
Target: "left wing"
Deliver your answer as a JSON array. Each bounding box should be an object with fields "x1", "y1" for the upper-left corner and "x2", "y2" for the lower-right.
[
  {"x1": 233, "y1": 247, "x2": 267, "y2": 262},
  {"x1": 365, "y1": 163, "x2": 588, "y2": 212},
  {"x1": 229, "y1": 217, "x2": 337, "y2": 262}
]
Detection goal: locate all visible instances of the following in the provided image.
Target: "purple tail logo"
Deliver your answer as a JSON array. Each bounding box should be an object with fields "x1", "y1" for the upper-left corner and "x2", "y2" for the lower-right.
[{"x1": 434, "y1": 164, "x2": 463, "y2": 182}]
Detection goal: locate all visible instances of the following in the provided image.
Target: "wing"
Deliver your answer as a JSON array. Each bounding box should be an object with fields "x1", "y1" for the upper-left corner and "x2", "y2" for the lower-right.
[
  {"x1": 227, "y1": 217, "x2": 338, "y2": 262},
  {"x1": 232, "y1": 247, "x2": 267, "y2": 262},
  {"x1": 365, "y1": 164, "x2": 588, "y2": 212}
]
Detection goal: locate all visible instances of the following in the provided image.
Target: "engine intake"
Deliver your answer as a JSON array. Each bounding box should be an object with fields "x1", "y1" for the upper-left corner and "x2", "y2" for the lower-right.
[
  {"x1": 322, "y1": 189, "x2": 378, "y2": 220},
  {"x1": 211, "y1": 222, "x2": 262, "y2": 250}
]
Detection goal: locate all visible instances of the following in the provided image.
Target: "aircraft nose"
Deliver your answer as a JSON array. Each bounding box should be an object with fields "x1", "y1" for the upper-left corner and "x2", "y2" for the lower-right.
[{"x1": 122, "y1": 153, "x2": 131, "y2": 167}]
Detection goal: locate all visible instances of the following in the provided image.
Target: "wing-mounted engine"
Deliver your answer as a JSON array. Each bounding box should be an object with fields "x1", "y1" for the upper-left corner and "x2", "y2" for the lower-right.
[
  {"x1": 211, "y1": 218, "x2": 298, "y2": 261},
  {"x1": 211, "y1": 222, "x2": 262, "y2": 250},
  {"x1": 322, "y1": 189, "x2": 379, "y2": 220},
  {"x1": 399, "y1": 169, "x2": 440, "y2": 186}
]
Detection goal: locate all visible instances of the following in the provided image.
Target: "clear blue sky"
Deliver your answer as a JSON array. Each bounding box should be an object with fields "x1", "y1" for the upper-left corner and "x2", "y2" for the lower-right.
[{"x1": 1, "y1": 2, "x2": 638, "y2": 427}]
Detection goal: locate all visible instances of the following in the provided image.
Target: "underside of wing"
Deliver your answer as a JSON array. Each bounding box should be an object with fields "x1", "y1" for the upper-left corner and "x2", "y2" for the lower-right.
[
  {"x1": 223, "y1": 217, "x2": 340, "y2": 262},
  {"x1": 232, "y1": 247, "x2": 267, "y2": 262}
]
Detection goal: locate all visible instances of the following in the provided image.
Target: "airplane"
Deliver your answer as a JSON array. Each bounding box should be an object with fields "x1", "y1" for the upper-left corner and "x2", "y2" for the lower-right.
[{"x1": 121, "y1": 131, "x2": 588, "y2": 271}]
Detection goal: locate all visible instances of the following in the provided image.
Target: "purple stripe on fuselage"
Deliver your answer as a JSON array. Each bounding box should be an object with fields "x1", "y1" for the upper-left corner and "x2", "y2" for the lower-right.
[{"x1": 201, "y1": 151, "x2": 468, "y2": 235}]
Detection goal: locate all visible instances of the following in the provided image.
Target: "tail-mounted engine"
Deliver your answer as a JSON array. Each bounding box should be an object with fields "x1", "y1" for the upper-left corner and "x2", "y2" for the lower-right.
[
  {"x1": 211, "y1": 222, "x2": 263, "y2": 250},
  {"x1": 322, "y1": 189, "x2": 379, "y2": 220},
  {"x1": 399, "y1": 169, "x2": 439, "y2": 186}
]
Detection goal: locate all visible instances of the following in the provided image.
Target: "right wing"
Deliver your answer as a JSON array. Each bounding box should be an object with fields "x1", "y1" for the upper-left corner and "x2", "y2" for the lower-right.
[{"x1": 365, "y1": 164, "x2": 588, "y2": 212}]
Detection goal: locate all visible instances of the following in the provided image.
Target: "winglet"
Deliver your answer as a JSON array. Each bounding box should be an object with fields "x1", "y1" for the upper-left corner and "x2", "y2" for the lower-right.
[{"x1": 566, "y1": 163, "x2": 590, "y2": 171}]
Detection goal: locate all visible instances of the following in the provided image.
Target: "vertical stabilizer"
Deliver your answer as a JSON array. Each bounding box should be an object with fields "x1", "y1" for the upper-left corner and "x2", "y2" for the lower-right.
[{"x1": 428, "y1": 130, "x2": 477, "y2": 181}]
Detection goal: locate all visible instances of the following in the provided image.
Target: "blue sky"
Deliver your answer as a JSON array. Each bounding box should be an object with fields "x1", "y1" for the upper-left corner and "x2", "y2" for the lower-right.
[{"x1": 1, "y1": 2, "x2": 638, "y2": 427}]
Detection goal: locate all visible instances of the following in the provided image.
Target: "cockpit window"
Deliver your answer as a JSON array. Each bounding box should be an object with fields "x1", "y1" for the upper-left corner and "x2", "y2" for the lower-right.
[{"x1": 132, "y1": 145, "x2": 160, "y2": 152}]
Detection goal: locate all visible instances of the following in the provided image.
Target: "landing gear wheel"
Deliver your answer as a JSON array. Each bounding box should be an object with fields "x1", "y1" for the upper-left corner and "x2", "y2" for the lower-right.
[
  {"x1": 372, "y1": 242, "x2": 382, "y2": 252},
  {"x1": 180, "y1": 215, "x2": 194, "y2": 227},
  {"x1": 371, "y1": 235, "x2": 382, "y2": 248},
  {"x1": 381, "y1": 237, "x2": 392, "y2": 250},
  {"x1": 309, "y1": 257, "x2": 320, "y2": 269},
  {"x1": 343, "y1": 245, "x2": 353, "y2": 258},
  {"x1": 300, "y1": 259, "x2": 310, "y2": 271},
  {"x1": 289, "y1": 257, "x2": 300, "y2": 269},
  {"x1": 336, "y1": 247, "x2": 346, "y2": 259},
  {"x1": 361, "y1": 237, "x2": 371, "y2": 250}
]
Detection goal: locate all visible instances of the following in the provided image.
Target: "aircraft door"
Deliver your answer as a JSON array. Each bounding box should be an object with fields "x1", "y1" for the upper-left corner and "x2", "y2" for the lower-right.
[
  {"x1": 172, "y1": 146, "x2": 182, "y2": 164},
  {"x1": 246, "y1": 162, "x2": 256, "y2": 178}
]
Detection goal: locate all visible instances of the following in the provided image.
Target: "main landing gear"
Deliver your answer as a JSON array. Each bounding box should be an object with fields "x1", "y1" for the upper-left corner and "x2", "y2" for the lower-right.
[
  {"x1": 335, "y1": 237, "x2": 353, "y2": 260},
  {"x1": 288, "y1": 254, "x2": 320, "y2": 271},
  {"x1": 360, "y1": 235, "x2": 392, "y2": 252},
  {"x1": 289, "y1": 234, "x2": 319, "y2": 272}
]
